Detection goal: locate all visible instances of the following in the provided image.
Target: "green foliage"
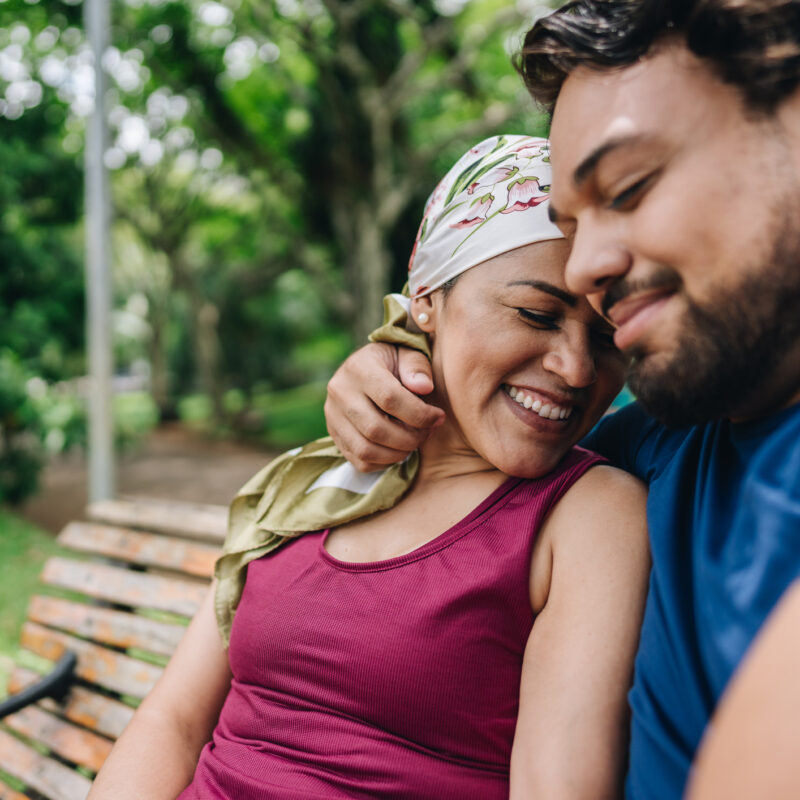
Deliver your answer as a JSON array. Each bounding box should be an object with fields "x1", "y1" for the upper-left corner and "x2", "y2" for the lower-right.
[
  {"x1": 1, "y1": 0, "x2": 550, "y2": 454},
  {"x1": 253, "y1": 381, "x2": 329, "y2": 449},
  {"x1": 0, "y1": 111, "x2": 84, "y2": 382},
  {"x1": 178, "y1": 380, "x2": 328, "y2": 448},
  {"x1": 113, "y1": 391, "x2": 161, "y2": 448},
  {"x1": 0, "y1": 511, "x2": 68, "y2": 696},
  {"x1": 0, "y1": 353, "x2": 45, "y2": 505}
]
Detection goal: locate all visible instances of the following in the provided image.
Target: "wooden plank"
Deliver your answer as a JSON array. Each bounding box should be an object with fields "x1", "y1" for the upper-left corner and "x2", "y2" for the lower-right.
[
  {"x1": 87, "y1": 497, "x2": 227, "y2": 543},
  {"x1": 4, "y1": 705, "x2": 111, "y2": 773},
  {"x1": 0, "y1": 778, "x2": 31, "y2": 800},
  {"x1": 57, "y1": 522, "x2": 219, "y2": 578},
  {"x1": 40, "y1": 558, "x2": 207, "y2": 617},
  {"x1": 20, "y1": 623, "x2": 163, "y2": 700},
  {"x1": 28, "y1": 596, "x2": 186, "y2": 657},
  {"x1": 8, "y1": 668, "x2": 134, "y2": 740},
  {"x1": 0, "y1": 729, "x2": 91, "y2": 800}
]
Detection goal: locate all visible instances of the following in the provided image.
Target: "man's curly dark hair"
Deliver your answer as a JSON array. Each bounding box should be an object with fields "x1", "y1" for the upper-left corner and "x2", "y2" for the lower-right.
[{"x1": 518, "y1": 0, "x2": 800, "y2": 114}]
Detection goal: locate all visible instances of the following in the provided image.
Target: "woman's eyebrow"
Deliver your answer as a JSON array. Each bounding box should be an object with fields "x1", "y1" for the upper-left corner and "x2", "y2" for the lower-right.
[{"x1": 507, "y1": 280, "x2": 577, "y2": 307}]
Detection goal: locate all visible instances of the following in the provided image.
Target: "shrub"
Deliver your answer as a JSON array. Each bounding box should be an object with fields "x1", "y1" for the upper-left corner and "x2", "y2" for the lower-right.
[{"x1": 0, "y1": 353, "x2": 45, "y2": 505}]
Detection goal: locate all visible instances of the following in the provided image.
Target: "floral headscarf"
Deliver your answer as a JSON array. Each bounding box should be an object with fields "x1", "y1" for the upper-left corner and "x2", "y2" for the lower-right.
[{"x1": 408, "y1": 134, "x2": 563, "y2": 298}]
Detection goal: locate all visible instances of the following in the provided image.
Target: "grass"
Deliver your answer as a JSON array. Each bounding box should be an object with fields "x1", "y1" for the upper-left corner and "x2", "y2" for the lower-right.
[
  {"x1": 178, "y1": 380, "x2": 329, "y2": 450},
  {"x1": 0, "y1": 509, "x2": 66, "y2": 696}
]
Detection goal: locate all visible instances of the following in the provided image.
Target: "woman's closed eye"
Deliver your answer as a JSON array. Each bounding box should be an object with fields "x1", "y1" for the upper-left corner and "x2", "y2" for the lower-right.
[{"x1": 517, "y1": 309, "x2": 559, "y2": 329}]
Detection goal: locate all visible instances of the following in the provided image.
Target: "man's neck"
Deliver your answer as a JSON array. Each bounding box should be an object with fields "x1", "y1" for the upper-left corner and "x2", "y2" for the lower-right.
[{"x1": 729, "y1": 340, "x2": 800, "y2": 422}]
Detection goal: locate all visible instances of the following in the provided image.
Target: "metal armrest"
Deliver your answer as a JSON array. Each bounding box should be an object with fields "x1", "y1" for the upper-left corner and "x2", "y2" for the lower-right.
[{"x1": 0, "y1": 651, "x2": 77, "y2": 719}]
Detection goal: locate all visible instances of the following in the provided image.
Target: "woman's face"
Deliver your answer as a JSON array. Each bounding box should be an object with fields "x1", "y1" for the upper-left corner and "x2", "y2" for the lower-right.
[{"x1": 413, "y1": 240, "x2": 627, "y2": 478}]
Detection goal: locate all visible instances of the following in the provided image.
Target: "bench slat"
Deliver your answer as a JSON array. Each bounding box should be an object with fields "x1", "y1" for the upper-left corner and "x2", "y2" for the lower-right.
[
  {"x1": 28, "y1": 596, "x2": 186, "y2": 657},
  {"x1": 4, "y1": 705, "x2": 111, "y2": 773},
  {"x1": 0, "y1": 729, "x2": 91, "y2": 800},
  {"x1": 0, "y1": 778, "x2": 31, "y2": 800},
  {"x1": 20, "y1": 623, "x2": 163, "y2": 700},
  {"x1": 8, "y1": 668, "x2": 134, "y2": 740},
  {"x1": 57, "y1": 522, "x2": 219, "y2": 578},
  {"x1": 40, "y1": 558, "x2": 207, "y2": 617},
  {"x1": 87, "y1": 497, "x2": 227, "y2": 543}
]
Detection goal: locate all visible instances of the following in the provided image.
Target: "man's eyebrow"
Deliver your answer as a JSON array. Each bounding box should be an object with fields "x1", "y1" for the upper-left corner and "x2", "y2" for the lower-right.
[
  {"x1": 507, "y1": 280, "x2": 577, "y2": 307},
  {"x1": 573, "y1": 134, "x2": 646, "y2": 187}
]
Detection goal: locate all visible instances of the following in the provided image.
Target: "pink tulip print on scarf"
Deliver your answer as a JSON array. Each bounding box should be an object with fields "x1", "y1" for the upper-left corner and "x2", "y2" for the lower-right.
[{"x1": 407, "y1": 135, "x2": 564, "y2": 298}]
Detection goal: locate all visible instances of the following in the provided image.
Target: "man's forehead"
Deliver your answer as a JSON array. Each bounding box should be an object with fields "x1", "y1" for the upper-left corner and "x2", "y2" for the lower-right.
[
  {"x1": 549, "y1": 53, "x2": 675, "y2": 166},
  {"x1": 548, "y1": 43, "x2": 728, "y2": 196}
]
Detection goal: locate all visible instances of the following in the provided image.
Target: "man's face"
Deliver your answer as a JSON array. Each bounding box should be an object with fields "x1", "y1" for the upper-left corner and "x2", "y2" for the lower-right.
[{"x1": 548, "y1": 41, "x2": 800, "y2": 425}]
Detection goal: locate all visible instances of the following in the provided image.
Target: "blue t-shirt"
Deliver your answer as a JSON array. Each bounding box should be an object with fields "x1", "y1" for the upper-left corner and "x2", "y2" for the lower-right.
[{"x1": 583, "y1": 400, "x2": 800, "y2": 800}]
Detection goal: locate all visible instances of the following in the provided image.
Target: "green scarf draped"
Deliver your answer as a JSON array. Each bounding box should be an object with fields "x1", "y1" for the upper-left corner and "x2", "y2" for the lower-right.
[{"x1": 214, "y1": 293, "x2": 429, "y2": 646}]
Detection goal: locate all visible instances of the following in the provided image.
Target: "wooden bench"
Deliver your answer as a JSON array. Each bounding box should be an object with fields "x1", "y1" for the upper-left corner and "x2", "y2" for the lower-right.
[{"x1": 0, "y1": 497, "x2": 228, "y2": 800}]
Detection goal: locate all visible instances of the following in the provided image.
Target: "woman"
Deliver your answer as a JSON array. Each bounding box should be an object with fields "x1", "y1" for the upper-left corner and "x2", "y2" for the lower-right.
[{"x1": 89, "y1": 135, "x2": 649, "y2": 800}]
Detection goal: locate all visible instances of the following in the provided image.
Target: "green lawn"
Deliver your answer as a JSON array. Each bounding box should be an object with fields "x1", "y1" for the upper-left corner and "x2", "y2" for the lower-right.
[{"x1": 0, "y1": 510, "x2": 66, "y2": 695}]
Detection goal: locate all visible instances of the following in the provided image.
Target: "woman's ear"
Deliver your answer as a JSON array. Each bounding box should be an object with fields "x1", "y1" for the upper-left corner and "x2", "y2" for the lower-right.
[{"x1": 410, "y1": 294, "x2": 437, "y2": 333}]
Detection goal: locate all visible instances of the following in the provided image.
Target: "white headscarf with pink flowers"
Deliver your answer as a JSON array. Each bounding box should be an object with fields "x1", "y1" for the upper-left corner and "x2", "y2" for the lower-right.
[{"x1": 408, "y1": 134, "x2": 563, "y2": 298}]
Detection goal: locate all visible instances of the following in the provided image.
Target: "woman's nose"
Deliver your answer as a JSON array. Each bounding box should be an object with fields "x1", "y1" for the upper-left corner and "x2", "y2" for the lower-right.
[{"x1": 542, "y1": 331, "x2": 597, "y2": 390}]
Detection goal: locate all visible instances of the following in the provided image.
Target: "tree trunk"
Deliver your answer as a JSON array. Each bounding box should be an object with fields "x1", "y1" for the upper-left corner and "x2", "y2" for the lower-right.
[
  {"x1": 148, "y1": 299, "x2": 171, "y2": 420},
  {"x1": 351, "y1": 203, "x2": 393, "y2": 344}
]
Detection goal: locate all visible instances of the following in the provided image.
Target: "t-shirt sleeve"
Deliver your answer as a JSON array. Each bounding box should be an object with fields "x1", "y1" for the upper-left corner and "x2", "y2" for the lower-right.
[{"x1": 580, "y1": 401, "x2": 665, "y2": 481}]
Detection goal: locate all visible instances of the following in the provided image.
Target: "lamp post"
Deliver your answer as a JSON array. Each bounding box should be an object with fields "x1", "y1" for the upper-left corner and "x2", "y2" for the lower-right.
[{"x1": 84, "y1": 0, "x2": 114, "y2": 502}]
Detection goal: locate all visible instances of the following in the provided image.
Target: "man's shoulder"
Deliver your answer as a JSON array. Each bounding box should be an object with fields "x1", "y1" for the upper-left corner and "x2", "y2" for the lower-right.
[
  {"x1": 584, "y1": 401, "x2": 694, "y2": 479},
  {"x1": 745, "y1": 402, "x2": 800, "y2": 504}
]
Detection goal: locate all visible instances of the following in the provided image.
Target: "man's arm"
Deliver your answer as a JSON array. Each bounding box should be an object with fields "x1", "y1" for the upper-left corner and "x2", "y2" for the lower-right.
[
  {"x1": 325, "y1": 343, "x2": 443, "y2": 471},
  {"x1": 686, "y1": 579, "x2": 800, "y2": 800}
]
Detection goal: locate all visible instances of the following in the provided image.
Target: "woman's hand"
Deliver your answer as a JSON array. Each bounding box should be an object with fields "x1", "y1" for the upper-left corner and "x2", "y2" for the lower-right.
[{"x1": 325, "y1": 343, "x2": 445, "y2": 471}]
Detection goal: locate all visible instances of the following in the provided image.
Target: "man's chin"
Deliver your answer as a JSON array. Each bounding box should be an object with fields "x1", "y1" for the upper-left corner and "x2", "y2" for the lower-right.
[{"x1": 626, "y1": 353, "x2": 730, "y2": 428}]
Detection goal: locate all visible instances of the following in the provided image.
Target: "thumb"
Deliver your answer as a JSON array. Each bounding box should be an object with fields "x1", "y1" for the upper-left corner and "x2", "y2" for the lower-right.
[{"x1": 397, "y1": 348, "x2": 434, "y2": 395}]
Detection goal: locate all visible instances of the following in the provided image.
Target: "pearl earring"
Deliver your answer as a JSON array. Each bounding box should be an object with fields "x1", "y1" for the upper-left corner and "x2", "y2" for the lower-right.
[{"x1": 417, "y1": 312, "x2": 429, "y2": 324}]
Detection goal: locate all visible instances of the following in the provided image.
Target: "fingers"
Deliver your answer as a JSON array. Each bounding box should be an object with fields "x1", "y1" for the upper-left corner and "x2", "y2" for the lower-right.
[
  {"x1": 325, "y1": 344, "x2": 445, "y2": 471},
  {"x1": 397, "y1": 348, "x2": 435, "y2": 396},
  {"x1": 324, "y1": 405, "x2": 418, "y2": 473},
  {"x1": 366, "y1": 367, "x2": 445, "y2": 430}
]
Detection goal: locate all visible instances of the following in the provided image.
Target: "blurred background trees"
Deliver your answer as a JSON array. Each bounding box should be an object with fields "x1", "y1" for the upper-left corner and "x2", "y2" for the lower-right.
[{"x1": 0, "y1": 0, "x2": 550, "y2": 504}]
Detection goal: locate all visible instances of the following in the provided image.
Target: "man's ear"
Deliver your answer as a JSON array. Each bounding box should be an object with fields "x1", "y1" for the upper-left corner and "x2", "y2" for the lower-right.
[{"x1": 409, "y1": 294, "x2": 437, "y2": 333}]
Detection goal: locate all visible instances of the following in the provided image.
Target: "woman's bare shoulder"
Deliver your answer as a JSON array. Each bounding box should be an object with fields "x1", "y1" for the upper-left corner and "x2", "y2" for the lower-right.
[{"x1": 547, "y1": 463, "x2": 648, "y2": 538}]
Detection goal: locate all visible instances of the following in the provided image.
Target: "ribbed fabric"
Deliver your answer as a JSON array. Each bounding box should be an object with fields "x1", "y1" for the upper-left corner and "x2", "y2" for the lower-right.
[{"x1": 179, "y1": 447, "x2": 603, "y2": 799}]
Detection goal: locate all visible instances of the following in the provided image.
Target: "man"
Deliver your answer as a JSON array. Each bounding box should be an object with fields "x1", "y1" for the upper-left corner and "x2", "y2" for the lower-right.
[{"x1": 323, "y1": 1, "x2": 800, "y2": 797}]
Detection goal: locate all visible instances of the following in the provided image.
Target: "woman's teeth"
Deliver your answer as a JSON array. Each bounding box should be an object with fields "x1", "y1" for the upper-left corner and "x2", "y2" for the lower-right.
[{"x1": 505, "y1": 385, "x2": 573, "y2": 421}]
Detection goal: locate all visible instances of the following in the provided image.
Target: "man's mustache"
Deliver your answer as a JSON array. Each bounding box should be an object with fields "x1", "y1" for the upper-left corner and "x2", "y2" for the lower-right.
[{"x1": 601, "y1": 268, "x2": 682, "y2": 319}]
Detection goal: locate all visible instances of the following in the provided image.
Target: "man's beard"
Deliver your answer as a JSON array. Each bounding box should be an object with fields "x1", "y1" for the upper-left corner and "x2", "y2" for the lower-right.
[{"x1": 626, "y1": 227, "x2": 800, "y2": 428}]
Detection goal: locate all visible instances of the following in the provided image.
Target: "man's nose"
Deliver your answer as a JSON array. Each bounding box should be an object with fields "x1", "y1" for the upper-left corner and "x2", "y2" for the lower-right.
[{"x1": 565, "y1": 220, "x2": 633, "y2": 298}]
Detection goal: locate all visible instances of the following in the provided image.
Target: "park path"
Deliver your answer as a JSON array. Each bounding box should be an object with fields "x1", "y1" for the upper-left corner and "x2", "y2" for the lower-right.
[{"x1": 19, "y1": 424, "x2": 279, "y2": 534}]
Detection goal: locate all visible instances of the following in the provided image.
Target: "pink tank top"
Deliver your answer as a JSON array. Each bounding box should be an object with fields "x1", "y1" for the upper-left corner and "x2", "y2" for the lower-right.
[{"x1": 180, "y1": 447, "x2": 603, "y2": 799}]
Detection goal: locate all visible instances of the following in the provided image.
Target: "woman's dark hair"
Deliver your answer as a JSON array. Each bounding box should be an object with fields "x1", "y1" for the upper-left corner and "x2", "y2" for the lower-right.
[{"x1": 517, "y1": 0, "x2": 800, "y2": 114}]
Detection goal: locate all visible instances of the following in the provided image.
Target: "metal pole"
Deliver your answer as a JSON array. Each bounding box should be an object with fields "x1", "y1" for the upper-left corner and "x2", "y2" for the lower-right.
[{"x1": 84, "y1": 0, "x2": 115, "y2": 501}]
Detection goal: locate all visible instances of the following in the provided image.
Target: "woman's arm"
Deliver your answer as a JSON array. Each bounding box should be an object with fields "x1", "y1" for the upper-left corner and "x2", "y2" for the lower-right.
[
  {"x1": 89, "y1": 581, "x2": 232, "y2": 799},
  {"x1": 510, "y1": 466, "x2": 650, "y2": 800},
  {"x1": 686, "y1": 579, "x2": 800, "y2": 800}
]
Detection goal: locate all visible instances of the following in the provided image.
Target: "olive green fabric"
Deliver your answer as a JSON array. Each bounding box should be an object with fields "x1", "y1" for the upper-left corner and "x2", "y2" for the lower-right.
[
  {"x1": 215, "y1": 293, "x2": 430, "y2": 647},
  {"x1": 368, "y1": 292, "x2": 431, "y2": 359},
  {"x1": 215, "y1": 437, "x2": 419, "y2": 646}
]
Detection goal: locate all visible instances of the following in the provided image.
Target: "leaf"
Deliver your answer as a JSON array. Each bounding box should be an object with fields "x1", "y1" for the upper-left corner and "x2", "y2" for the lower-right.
[
  {"x1": 443, "y1": 137, "x2": 510, "y2": 206},
  {"x1": 424, "y1": 200, "x2": 466, "y2": 237}
]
